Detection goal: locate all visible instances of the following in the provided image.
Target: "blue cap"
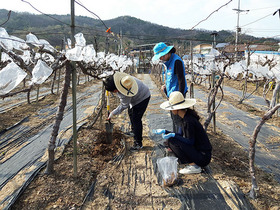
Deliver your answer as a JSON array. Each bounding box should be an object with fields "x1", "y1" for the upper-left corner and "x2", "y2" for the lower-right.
[{"x1": 152, "y1": 42, "x2": 173, "y2": 61}]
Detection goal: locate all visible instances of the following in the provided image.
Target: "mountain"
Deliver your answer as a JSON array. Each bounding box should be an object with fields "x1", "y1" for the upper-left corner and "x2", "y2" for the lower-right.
[{"x1": 0, "y1": 9, "x2": 278, "y2": 52}]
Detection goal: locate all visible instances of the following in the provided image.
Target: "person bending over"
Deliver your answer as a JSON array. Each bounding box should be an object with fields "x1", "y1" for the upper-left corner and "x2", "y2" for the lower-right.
[{"x1": 103, "y1": 72, "x2": 150, "y2": 150}]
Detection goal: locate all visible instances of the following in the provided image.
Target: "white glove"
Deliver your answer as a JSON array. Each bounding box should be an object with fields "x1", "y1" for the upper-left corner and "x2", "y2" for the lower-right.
[{"x1": 162, "y1": 133, "x2": 175, "y2": 139}]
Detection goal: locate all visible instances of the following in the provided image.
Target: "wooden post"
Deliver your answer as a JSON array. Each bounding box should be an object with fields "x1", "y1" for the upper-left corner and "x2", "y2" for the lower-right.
[
  {"x1": 71, "y1": 0, "x2": 78, "y2": 178},
  {"x1": 211, "y1": 69, "x2": 216, "y2": 133},
  {"x1": 36, "y1": 85, "x2": 39, "y2": 104},
  {"x1": 190, "y1": 41, "x2": 194, "y2": 98},
  {"x1": 211, "y1": 34, "x2": 218, "y2": 133},
  {"x1": 57, "y1": 68, "x2": 61, "y2": 95}
]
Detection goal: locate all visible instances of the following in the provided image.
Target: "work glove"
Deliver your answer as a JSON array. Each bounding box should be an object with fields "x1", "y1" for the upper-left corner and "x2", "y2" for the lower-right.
[
  {"x1": 108, "y1": 112, "x2": 114, "y2": 120},
  {"x1": 107, "y1": 109, "x2": 118, "y2": 120},
  {"x1": 152, "y1": 129, "x2": 166, "y2": 135},
  {"x1": 162, "y1": 133, "x2": 175, "y2": 139}
]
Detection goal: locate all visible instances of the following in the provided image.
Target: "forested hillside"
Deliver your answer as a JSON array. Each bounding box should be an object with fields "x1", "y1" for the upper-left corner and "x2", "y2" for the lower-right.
[{"x1": 0, "y1": 9, "x2": 278, "y2": 51}]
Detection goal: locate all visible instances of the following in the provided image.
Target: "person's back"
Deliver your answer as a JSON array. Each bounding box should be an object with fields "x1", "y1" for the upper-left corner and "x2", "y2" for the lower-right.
[
  {"x1": 128, "y1": 77, "x2": 150, "y2": 107},
  {"x1": 182, "y1": 110, "x2": 212, "y2": 153}
]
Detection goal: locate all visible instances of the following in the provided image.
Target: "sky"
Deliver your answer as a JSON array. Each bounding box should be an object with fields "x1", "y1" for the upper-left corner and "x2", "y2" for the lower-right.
[{"x1": 1, "y1": 0, "x2": 280, "y2": 39}]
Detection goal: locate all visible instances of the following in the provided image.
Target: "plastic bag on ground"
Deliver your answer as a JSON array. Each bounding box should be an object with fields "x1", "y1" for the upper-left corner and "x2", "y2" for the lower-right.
[{"x1": 156, "y1": 156, "x2": 178, "y2": 187}]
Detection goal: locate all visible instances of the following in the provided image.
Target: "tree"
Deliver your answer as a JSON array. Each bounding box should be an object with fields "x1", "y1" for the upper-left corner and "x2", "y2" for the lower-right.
[
  {"x1": 249, "y1": 103, "x2": 280, "y2": 199},
  {"x1": 45, "y1": 60, "x2": 71, "y2": 174}
]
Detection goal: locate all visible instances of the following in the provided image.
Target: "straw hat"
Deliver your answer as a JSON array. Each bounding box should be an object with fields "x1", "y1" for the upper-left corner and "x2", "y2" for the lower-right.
[
  {"x1": 152, "y1": 42, "x2": 174, "y2": 61},
  {"x1": 160, "y1": 91, "x2": 196, "y2": 110},
  {"x1": 113, "y1": 72, "x2": 138, "y2": 97}
]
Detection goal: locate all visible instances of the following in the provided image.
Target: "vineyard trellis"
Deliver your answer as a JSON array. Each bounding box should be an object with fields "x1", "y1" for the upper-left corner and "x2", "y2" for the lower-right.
[
  {"x1": 1, "y1": 22, "x2": 280, "y2": 200},
  {"x1": 0, "y1": 27, "x2": 137, "y2": 176}
]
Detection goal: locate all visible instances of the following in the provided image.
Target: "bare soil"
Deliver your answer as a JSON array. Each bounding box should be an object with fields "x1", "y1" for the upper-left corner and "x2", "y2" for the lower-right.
[{"x1": 1, "y1": 76, "x2": 279, "y2": 209}]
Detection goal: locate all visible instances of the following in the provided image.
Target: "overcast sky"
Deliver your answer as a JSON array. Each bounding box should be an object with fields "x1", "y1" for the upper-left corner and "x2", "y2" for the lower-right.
[{"x1": 1, "y1": 0, "x2": 280, "y2": 39}]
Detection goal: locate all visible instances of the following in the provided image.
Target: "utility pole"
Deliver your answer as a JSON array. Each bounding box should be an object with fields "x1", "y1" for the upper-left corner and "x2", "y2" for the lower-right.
[
  {"x1": 119, "y1": 28, "x2": 123, "y2": 55},
  {"x1": 211, "y1": 32, "x2": 218, "y2": 48},
  {"x1": 233, "y1": 0, "x2": 249, "y2": 60}
]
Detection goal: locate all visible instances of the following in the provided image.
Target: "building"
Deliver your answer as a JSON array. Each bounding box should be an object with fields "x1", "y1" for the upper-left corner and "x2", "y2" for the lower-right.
[
  {"x1": 193, "y1": 44, "x2": 212, "y2": 54},
  {"x1": 130, "y1": 44, "x2": 155, "y2": 73}
]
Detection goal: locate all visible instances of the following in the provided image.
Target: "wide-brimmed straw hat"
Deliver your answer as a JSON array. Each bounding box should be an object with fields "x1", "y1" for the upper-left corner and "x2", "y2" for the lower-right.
[
  {"x1": 152, "y1": 42, "x2": 173, "y2": 61},
  {"x1": 113, "y1": 72, "x2": 138, "y2": 97},
  {"x1": 160, "y1": 91, "x2": 196, "y2": 110}
]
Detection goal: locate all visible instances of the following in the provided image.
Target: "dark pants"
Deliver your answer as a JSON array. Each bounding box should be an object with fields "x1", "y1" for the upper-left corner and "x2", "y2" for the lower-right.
[
  {"x1": 128, "y1": 96, "x2": 150, "y2": 146},
  {"x1": 168, "y1": 137, "x2": 211, "y2": 167}
]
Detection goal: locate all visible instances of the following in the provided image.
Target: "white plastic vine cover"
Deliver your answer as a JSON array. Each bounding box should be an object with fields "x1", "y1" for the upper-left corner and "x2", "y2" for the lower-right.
[
  {"x1": 31, "y1": 60, "x2": 53, "y2": 85},
  {"x1": 0, "y1": 27, "x2": 13, "y2": 50},
  {"x1": 65, "y1": 33, "x2": 89, "y2": 61},
  {"x1": 0, "y1": 62, "x2": 27, "y2": 95},
  {"x1": 26, "y1": 33, "x2": 41, "y2": 46},
  {"x1": 26, "y1": 33, "x2": 55, "y2": 52},
  {"x1": 75, "y1": 33, "x2": 86, "y2": 47},
  {"x1": 82, "y1": 44, "x2": 96, "y2": 63},
  {"x1": 65, "y1": 46, "x2": 83, "y2": 61},
  {"x1": 10, "y1": 35, "x2": 29, "y2": 51}
]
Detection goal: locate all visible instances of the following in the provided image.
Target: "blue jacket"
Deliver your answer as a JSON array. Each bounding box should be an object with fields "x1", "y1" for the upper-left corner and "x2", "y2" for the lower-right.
[{"x1": 164, "y1": 53, "x2": 188, "y2": 97}]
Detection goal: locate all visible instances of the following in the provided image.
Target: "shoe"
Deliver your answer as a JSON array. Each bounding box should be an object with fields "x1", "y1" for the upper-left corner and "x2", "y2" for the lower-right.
[
  {"x1": 124, "y1": 131, "x2": 134, "y2": 137},
  {"x1": 166, "y1": 147, "x2": 172, "y2": 152},
  {"x1": 179, "y1": 165, "x2": 202, "y2": 174},
  {"x1": 166, "y1": 148, "x2": 175, "y2": 157},
  {"x1": 163, "y1": 140, "x2": 168, "y2": 148},
  {"x1": 130, "y1": 142, "x2": 143, "y2": 151}
]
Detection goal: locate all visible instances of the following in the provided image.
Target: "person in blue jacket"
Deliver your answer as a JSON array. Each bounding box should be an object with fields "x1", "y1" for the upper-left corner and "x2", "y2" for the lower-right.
[
  {"x1": 152, "y1": 42, "x2": 188, "y2": 133},
  {"x1": 153, "y1": 91, "x2": 212, "y2": 174}
]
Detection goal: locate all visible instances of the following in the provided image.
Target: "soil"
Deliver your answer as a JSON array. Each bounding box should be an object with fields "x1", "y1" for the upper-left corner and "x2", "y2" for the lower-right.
[{"x1": 1, "y1": 75, "x2": 280, "y2": 209}]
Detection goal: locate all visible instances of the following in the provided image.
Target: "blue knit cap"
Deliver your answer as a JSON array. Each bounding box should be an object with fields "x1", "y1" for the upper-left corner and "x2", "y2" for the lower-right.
[{"x1": 152, "y1": 42, "x2": 173, "y2": 61}]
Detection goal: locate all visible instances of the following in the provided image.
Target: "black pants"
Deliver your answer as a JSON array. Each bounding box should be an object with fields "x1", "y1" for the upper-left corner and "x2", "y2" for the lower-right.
[
  {"x1": 168, "y1": 137, "x2": 211, "y2": 167},
  {"x1": 128, "y1": 96, "x2": 150, "y2": 146}
]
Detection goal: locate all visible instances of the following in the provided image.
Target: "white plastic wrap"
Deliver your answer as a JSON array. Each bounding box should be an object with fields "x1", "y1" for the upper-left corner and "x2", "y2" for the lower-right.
[
  {"x1": 226, "y1": 60, "x2": 247, "y2": 79},
  {"x1": 65, "y1": 46, "x2": 83, "y2": 61},
  {"x1": 26, "y1": 33, "x2": 41, "y2": 46},
  {"x1": 75, "y1": 33, "x2": 86, "y2": 47},
  {"x1": 0, "y1": 27, "x2": 13, "y2": 50},
  {"x1": 31, "y1": 60, "x2": 53, "y2": 85},
  {"x1": 271, "y1": 66, "x2": 280, "y2": 81},
  {"x1": 82, "y1": 44, "x2": 96, "y2": 63},
  {"x1": 0, "y1": 62, "x2": 27, "y2": 95},
  {"x1": 1, "y1": 52, "x2": 12, "y2": 62},
  {"x1": 38, "y1": 39, "x2": 55, "y2": 52},
  {"x1": 156, "y1": 156, "x2": 178, "y2": 187},
  {"x1": 65, "y1": 33, "x2": 90, "y2": 61},
  {"x1": 10, "y1": 35, "x2": 29, "y2": 51},
  {"x1": 20, "y1": 50, "x2": 32, "y2": 65}
]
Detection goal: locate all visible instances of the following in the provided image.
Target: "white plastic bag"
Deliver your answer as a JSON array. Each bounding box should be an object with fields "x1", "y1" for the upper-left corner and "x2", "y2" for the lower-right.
[
  {"x1": 0, "y1": 62, "x2": 27, "y2": 95},
  {"x1": 156, "y1": 156, "x2": 178, "y2": 187},
  {"x1": 31, "y1": 60, "x2": 53, "y2": 85}
]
